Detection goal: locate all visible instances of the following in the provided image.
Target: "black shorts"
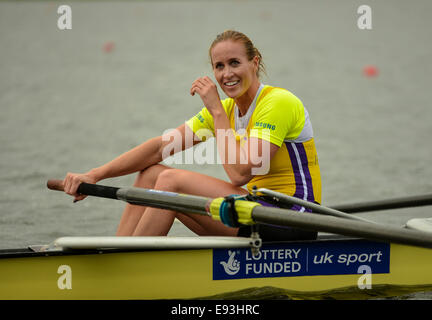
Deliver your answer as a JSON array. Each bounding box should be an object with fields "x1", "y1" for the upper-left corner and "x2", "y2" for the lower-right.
[{"x1": 237, "y1": 195, "x2": 317, "y2": 242}]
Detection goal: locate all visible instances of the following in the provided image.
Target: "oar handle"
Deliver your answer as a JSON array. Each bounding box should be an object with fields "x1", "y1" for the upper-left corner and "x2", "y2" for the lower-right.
[
  {"x1": 47, "y1": 179, "x2": 65, "y2": 191},
  {"x1": 46, "y1": 179, "x2": 120, "y2": 200}
]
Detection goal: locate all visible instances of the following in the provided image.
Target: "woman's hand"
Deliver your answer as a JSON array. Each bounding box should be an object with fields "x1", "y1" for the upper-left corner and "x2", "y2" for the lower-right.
[
  {"x1": 63, "y1": 172, "x2": 98, "y2": 202},
  {"x1": 190, "y1": 76, "x2": 224, "y2": 116}
]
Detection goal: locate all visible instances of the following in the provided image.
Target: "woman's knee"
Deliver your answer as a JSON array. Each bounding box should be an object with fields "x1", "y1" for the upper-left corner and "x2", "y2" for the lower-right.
[
  {"x1": 133, "y1": 164, "x2": 172, "y2": 188},
  {"x1": 153, "y1": 168, "x2": 186, "y2": 192}
]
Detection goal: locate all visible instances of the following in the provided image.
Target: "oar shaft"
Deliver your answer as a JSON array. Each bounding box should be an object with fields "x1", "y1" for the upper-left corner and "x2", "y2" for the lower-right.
[
  {"x1": 47, "y1": 179, "x2": 210, "y2": 215},
  {"x1": 256, "y1": 188, "x2": 374, "y2": 223},
  {"x1": 116, "y1": 187, "x2": 210, "y2": 216},
  {"x1": 252, "y1": 206, "x2": 432, "y2": 248},
  {"x1": 332, "y1": 193, "x2": 432, "y2": 213}
]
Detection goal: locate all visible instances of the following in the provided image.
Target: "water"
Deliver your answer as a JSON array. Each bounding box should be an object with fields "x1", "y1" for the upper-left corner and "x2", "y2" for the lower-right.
[{"x1": 1, "y1": 0, "x2": 432, "y2": 299}]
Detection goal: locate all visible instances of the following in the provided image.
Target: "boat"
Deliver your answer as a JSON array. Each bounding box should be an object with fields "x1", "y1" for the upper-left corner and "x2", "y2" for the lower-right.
[
  {"x1": 1, "y1": 234, "x2": 432, "y2": 300},
  {"x1": 0, "y1": 181, "x2": 432, "y2": 300}
]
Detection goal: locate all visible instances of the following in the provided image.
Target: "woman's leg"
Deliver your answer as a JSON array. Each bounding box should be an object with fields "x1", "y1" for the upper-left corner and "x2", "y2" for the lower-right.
[
  {"x1": 131, "y1": 168, "x2": 248, "y2": 236},
  {"x1": 116, "y1": 164, "x2": 172, "y2": 236}
]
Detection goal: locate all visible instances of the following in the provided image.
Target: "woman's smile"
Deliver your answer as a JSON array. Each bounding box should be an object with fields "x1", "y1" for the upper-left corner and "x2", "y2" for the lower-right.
[{"x1": 224, "y1": 80, "x2": 240, "y2": 87}]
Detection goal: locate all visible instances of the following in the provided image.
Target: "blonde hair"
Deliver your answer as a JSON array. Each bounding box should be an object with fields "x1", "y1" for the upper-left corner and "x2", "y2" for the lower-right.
[{"x1": 209, "y1": 30, "x2": 266, "y2": 78}]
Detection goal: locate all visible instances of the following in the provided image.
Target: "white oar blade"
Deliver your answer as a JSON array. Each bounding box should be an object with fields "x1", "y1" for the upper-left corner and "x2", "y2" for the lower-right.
[{"x1": 405, "y1": 218, "x2": 432, "y2": 233}]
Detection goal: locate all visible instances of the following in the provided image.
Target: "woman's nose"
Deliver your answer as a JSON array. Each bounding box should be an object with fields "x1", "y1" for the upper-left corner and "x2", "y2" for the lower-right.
[{"x1": 223, "y1": 66, "x2": 234, "y2": 78}]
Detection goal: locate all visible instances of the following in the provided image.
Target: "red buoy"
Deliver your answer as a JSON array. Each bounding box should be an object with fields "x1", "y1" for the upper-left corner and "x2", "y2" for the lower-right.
[
  {"x1": 103, "y1": 41, "x2": 115, "y2": 53},
  {"x1": 363, "y1": 65, "x2": 378, "y2": 77}
]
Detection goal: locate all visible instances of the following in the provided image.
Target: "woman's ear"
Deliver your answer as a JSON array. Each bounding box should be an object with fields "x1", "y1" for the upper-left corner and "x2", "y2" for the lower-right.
[{"x1": 253, "y1": 56, "x2": 260, "y2": 75}]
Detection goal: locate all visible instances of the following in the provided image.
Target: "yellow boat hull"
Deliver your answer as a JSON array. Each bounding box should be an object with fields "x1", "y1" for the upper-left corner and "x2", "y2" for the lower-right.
[{"x1": 1, "y1": 239, "x2": 432, "y2": 299}]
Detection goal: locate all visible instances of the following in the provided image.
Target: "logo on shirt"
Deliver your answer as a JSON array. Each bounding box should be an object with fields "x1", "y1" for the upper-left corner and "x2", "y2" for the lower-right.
[
  {"x1": 196, "y1": 113, "x2": 205, "y2": 123},
  {"x1": 254, "y1": 122, "x2": 276, "y2": 130}
]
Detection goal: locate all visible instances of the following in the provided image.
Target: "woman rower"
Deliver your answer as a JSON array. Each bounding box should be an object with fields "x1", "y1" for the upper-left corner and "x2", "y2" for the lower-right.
[{"x1": 62, "y1": 30, "x2": 322, "y2": 241}]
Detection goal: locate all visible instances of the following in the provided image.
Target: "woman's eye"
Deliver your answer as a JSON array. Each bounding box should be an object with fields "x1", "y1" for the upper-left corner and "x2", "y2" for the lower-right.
[
  {"x1": 215, "y1": 63, "x2": 223, "y2": 69},
  {"x1": 231, "y1": 60, "x2": 239, "y2": 66}
]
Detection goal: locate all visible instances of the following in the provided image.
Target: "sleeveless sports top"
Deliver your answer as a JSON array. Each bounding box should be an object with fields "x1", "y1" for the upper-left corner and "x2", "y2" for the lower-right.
[{"x1": 185, "y1": 84, "x2": 322, "y2": 205}]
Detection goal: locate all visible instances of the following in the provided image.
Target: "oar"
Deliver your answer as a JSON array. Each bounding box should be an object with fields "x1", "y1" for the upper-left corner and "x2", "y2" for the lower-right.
[
  {"x1": 47, "y1": 180, "x2": 432, "y2": 249},
  {"x1": 47, "y1": 179, "x2": 210, "y2": 215},
  {"x1": 255, "y1": 188, "x2": 376, "y2": 223},
  {"x1": 331, "y1": 193, "x2": 432, "y2": 213}
]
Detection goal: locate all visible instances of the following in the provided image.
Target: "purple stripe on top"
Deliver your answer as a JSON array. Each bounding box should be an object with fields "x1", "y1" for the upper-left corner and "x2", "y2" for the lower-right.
[
  {"x1": 285, "y1": 142, "x2": 315, "y2": 212},
  {"x1": 256, "y1": 197, "x2": 312, "y2": 213},
  {"x1": 255, "y1": 198, "x2": 278, "y2": 208}
]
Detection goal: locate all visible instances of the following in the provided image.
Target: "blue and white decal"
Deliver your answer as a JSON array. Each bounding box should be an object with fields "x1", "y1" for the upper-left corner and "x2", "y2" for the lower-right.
[{"x1": 213, "y1": 240, "x2": 390, "y2": 280}]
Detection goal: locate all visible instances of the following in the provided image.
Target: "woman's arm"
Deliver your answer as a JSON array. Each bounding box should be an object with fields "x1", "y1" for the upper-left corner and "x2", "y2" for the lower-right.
[
  {"x1": 191, "y1": 77, "x2": 279, "y2": 186},
  {"x1": 63, "y1": 123, "x2": 197, "y2": 200},
  {"x1": 212, "y1": 111, "x2": 278, "y2": 186}
]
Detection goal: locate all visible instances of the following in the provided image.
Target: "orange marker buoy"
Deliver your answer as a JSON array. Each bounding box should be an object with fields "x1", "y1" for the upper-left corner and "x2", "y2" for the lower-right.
[
  {"x1": 103, "y1": 41, "x2": 115, "y2": 53},
  {"x1": 363, "y1": 65, "x2": 378, "y2": 77}
]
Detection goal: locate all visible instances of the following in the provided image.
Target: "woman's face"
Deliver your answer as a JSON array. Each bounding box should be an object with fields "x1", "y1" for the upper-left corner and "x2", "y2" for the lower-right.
[{"x1": 210, "y1": 40, "x2": 259, "y2": 100}]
